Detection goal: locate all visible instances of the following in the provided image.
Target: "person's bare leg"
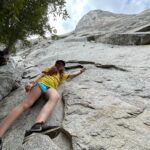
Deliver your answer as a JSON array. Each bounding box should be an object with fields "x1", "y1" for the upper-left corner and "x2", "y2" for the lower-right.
[
  {"x1": 0, "y1": 86, "x2": 42, "y2": 137},
  {"x1": 35, "y1": 88, "x2": 60, "y2": 123}
]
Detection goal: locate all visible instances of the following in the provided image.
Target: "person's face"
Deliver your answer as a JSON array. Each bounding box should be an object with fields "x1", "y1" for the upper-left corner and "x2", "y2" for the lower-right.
[{"x1": 56, "y1": 63, "x2": 65, "y2": 72}]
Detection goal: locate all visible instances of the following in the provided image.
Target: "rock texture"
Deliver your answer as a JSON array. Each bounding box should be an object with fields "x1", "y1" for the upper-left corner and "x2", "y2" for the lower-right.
[
  {"x1": 0, "y1": 56, "x2": 23, "y2": 101},
  {"x1": 75, "y1": 9, "x2": 150, "y2": 45},
  {"x1": 1, "y1": 9, "x2": 150, "y2": 150},
  {"x1": 21, "y1": 134, "x2": 61, "y2": 150}
]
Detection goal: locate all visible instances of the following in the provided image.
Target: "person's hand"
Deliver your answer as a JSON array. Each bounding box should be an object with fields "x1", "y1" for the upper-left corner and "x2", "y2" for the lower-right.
[
  {"x1": 25, "y1": 83, "x2": 34, "y2": 93},
  {"x1": 80, "y1": 68, "x2": 86, "y2": 74}
]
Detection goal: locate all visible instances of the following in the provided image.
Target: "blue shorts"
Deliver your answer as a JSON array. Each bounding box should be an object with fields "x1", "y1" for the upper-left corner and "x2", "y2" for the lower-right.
[{"x1": 34, "y1": 82, "x2": 49, "y2": 92}]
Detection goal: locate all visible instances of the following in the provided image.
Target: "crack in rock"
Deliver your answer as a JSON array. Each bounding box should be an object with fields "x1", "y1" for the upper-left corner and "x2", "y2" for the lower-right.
[
  {"x1": 66, "y1": 60, "x2": 128, "y2": 72},
  {"x1": 117, "y1": 122, "x2": 135, "y2": 131},
  {"x1": 70, "y1": 102, "x2": 95, "y2": 110},
  {"x1": 65, "y1": 65, "x2": 84, "y2": 70}
]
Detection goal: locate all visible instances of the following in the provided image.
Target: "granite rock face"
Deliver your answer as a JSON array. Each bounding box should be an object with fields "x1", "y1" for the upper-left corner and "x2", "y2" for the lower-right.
[
  {"x1": 75, "y1": 9, "x2": 150, "y2": 45},
  {"x1": 1, "y1": 9, "x2": 150, "y2": 150},
  {"x1": 0, "y1": 56, "x2": 24, "y2": 101},
  {"x1": 21, "y1": 134, "x2": 61, "y2": 150}
]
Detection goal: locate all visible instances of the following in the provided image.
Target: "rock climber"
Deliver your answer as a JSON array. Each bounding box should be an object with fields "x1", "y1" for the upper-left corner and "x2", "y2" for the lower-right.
[{"x1": 0, "y1": 60, "x2": 85, "y2": 149}]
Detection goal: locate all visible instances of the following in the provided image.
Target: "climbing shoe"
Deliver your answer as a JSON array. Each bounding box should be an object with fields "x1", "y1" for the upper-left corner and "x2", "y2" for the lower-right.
[
  {"x1": 23, "y1": 122, "x2": 61, "y2": 143},
  {"x1": 0, "y1": 137, "x2": 2, "y2": 150}
]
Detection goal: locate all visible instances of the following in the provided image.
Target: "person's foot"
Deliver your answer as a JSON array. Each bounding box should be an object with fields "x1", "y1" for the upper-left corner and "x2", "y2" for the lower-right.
[
  {"x1": 23, "y1": 122, "x2": 61, "y2": 143},
  {"x1": 0, "y1": 137, "x2": 2, "y2": 150}
]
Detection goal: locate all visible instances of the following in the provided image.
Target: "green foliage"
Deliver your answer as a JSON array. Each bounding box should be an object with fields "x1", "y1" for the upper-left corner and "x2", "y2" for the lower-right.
[{"x1": 0, "y1": 0, "x2": 68, "y2": 52}]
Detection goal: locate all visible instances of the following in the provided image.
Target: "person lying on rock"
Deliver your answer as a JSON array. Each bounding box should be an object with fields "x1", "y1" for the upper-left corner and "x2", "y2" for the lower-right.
[{"x1": 0, "y1": 60, "x2": 86, "y2": 149}]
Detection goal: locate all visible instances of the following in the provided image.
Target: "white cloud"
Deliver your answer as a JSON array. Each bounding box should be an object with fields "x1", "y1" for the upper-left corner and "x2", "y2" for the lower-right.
[
  {"x1": 66, "y1": 0, "x2": 91, "y2": 25},
  {"x1": 47, "y1": 0, "x2": 92, "y2": 35},
  {"x1": 61, "y1": 0, "x2": 93, "y2": 33},
  {"x1": 48, "y1": 16, "x2": 66, "y2": 35},
  {"x1": 120, "y1": 0, "x2": 150, "y2": 14}
]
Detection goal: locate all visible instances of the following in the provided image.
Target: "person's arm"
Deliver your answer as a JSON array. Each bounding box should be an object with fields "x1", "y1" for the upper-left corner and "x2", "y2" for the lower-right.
[
  {"x1": 29, "y1": 73, "x2": 45, "y2": 84},
  {"x1": 68, "y1": 68, "x2": 86, "y2": 79},
  {"x1": 25, "y1": 73, "x2": 44, "y2": 92}
]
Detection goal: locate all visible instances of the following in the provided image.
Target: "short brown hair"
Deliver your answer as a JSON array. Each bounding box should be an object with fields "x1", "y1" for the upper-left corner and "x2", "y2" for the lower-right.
[{"x1": 55, "y1": 60, "x2": 66, "y2": 66}]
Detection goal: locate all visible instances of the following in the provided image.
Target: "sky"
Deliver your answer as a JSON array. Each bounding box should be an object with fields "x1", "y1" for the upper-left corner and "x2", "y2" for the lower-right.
[{"x1": 49, "y1": 0, "x2": 150, "y2": 35}]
